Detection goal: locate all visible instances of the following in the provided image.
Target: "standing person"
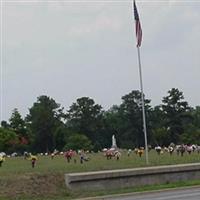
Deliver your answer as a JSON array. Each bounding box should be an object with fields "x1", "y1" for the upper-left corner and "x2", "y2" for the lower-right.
[
  {"x1": 80, "y1": 152, "x2": 84, "y2": 164},
  {"x1": 31, "y1": 155, "x2": 38, "y2": 168}
]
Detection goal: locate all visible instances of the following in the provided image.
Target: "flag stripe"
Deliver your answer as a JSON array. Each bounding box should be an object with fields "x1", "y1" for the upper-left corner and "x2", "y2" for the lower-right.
[{"x1": 134, "y1": 1, "x2": 142, "y2": 47}]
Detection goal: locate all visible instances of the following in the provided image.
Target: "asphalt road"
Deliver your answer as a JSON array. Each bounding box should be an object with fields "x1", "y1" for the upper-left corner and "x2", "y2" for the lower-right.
[{"x1": 104, "y1": 187, "x2": 200, "y2": 200}]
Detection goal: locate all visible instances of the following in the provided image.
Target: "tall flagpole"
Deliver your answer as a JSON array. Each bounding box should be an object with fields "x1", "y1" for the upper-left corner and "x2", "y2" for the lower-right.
[
  {"x1": 137, "y1": 46, "x2": 149, "y2": 165},
  {"x1": 133, "y1": 0, "x2": 149, "y2": 164}
]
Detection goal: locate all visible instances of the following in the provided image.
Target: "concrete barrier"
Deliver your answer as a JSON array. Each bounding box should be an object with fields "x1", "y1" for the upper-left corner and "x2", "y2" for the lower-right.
[{"x1": 65, "y1": 163, "x2": 200, "y2": 191}]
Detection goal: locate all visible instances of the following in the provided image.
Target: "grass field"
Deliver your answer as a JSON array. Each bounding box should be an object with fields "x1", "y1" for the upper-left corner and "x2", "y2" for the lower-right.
[{"x1": 0, "y1": 150, "x2": 200, "y2": 200}]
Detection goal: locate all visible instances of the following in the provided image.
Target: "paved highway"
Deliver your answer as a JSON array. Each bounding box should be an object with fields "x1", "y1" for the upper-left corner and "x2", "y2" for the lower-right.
[{"x1": 104, "y1": 187, "x2": 200, "y2": 200}]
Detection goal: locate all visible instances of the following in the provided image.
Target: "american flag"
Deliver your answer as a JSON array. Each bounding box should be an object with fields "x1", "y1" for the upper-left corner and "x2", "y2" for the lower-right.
[{"x1": 134, "y1": 0, "x2": 142, "y2": 47}]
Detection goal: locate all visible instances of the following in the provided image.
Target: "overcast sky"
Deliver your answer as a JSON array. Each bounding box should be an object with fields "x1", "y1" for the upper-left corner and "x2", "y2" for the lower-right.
[{"x1": 1, "y1": 0, "x2": 200, "y2": 121}]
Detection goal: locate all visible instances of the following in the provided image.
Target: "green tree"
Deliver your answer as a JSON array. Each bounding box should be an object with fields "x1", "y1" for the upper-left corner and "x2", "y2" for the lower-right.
[
  {"x1": 26, "y1": 95, "x2": 63, "y2": 153},
  {"x1": 66, "y1": 97, "x2": 103, "y2": 149},
  {"x1": 102, "y1": 105, "x2": 123, "y2": 148},
  {"x1": 191, "y1": 106, "x2": 200, "y2": 129},
  {"x1": 0, "y1": 127, "x2": 17, "y2": 152},
  {"x1": 161, "y1": 88, "x2": 192, "y2": 144},
  {"x1": 179, "y1": 106, "x2": 200, "y2": 144},
  {"x1": 7, "y1": 109, "x2": 29, "y2": 152},
  {"x1": 1, "y1": 120, "x2": 10, "y2": 129},
  {"x1": 152, "y1": 127, "x2": 170, "y2": 146},
  {"x1": 150, "y1": 106, "x2": 167, "y2": 146},
  {"x1": 64, "y1": 134, "x2": 92, "y2": 151},
  {"x1": 180, "y1": 122, "x2": 200, "y2": 145},
  {"x1": 117, "y1": 90, "x2": 152, "y2": 148},
  {"x1": 9, "y1": 108, "x2": 27, "y2": 138},
  {"x1": 54, "y1": 124, "x2": 72, "y2": 151}
]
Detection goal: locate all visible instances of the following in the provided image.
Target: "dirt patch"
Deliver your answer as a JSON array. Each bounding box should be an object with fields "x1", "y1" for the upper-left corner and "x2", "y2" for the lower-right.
[{"x1": 0, "y1": 173, "x2": 69, "y2": 199}]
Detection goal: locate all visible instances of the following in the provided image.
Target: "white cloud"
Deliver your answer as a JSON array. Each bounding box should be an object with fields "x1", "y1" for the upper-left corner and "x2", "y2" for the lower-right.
[{"x1": 2, "y1": 0, "x2": 200, "y2": 120}]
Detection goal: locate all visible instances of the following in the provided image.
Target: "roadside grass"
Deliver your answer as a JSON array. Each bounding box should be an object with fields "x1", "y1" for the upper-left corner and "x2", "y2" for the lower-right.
[{"x1": 0, "y1": 150, "x2": 200, "y2": 200}]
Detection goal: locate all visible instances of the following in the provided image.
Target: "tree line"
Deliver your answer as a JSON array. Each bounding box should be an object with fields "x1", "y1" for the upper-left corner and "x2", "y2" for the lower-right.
[{"x1": 1, "y1": 88, "x2": 200, "y2": 154}]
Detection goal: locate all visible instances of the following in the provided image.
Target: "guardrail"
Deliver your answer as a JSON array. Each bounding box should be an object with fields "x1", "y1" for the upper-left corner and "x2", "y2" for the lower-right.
[{"x1": 65, "y1": 163, "x2": 200, "y2": 190}]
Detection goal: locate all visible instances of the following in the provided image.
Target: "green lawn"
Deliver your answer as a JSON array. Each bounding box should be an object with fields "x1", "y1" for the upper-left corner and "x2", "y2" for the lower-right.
[
  {"x1": 0, "y1": 150, "x2": 200, "y2": 200},
  {"x1": 1, "y1": 150, "x2": 200, "y2": 174}
]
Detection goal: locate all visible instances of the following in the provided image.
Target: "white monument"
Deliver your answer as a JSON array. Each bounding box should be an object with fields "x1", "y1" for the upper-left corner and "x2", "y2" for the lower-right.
[{"x1": 111, "y1": 135, "x2": 117, "y2": 149}]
